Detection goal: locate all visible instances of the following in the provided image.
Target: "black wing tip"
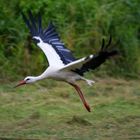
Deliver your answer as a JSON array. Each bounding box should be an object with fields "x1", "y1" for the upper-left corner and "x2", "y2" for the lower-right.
[
  {"x1": 21, "y1": 10, "x2": 33, "y2": 19},
  {"x1": 100, "y1": 35, "x2": 120, "y2": 55},
  {"x1": 100, "y1": 35, "x2": 112, "y2": 51},
  {"x1": 106, "y1": 35, "x2": 112, "y2": 48},
  {"x1": 101, "y1": 38, "x2": 105, "y2": 51},
  {"x1": 21, "y1": 11, "x2": 32, "y2": 31},
  {"x1": 21, "y1": 10, "x2": 57, "y2": 38},
  {"x1": 108, "y1": 50, "x2": 118, "y2": 57},
  {"x1": 99, "y1": 36, "x2": 120, "y2": 58},
  {"x1": 21, "y1": 10, "x2": 43, "y2": 37}
]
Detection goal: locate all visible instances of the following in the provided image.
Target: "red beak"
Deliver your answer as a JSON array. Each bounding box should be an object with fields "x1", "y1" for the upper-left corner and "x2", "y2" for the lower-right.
[{"x1": 14, "y1": 80, "x2": 26, "y2": 88}]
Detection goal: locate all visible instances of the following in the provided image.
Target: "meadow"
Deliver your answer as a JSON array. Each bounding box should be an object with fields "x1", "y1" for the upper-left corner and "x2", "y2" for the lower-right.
[
  {"x1": 0, "y1": 77, "x2": 139, "y2": 139},
  {"x1": 0, "y1": 0, "x2": 140, "y2": 139}
]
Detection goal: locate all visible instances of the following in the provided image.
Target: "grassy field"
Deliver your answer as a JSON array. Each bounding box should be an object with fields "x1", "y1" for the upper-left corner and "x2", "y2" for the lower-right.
[{"x1": 0, "y1": 76, "x2": 140, "y2": 140}]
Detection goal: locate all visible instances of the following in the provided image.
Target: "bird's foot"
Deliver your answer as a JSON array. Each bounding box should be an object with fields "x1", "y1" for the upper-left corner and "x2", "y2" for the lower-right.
[
  {"x1": 86, "y1": 79, "x2": 95, "y2": 86},
  {"x1": 84, "y1": 103, "x2": 91, "y2": 112}
]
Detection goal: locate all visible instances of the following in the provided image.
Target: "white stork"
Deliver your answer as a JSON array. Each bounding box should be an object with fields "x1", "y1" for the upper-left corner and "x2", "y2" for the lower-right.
[{"x1": 15, "y1": 11, "x2": 118, "y2": 112}]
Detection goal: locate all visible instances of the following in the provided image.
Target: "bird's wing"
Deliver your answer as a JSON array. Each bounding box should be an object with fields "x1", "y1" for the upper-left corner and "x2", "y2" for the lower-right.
[
  {"x1": 60, "y1": 37, "x2": 118, "y2": 76},
  {"x1": 59, "y1": 55, "x2": 94, "y2": 72},
  {"x1": 22, "y1": 11, "x2": 76, "y2": 67}
]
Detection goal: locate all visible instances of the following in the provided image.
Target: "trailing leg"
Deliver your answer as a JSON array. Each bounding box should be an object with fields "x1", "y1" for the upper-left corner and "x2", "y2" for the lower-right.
[
  {"x1": 81, "y1": 77, "x2": 95, "y2": 86},
  {"x1": 69, "y1": 83, "x2": 91, "y2": 112}
]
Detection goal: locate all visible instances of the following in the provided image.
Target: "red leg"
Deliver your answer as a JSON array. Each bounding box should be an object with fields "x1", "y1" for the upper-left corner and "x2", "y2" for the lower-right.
[{"x1": 69, "y1": 83, "x2": 91, "y2": 112}]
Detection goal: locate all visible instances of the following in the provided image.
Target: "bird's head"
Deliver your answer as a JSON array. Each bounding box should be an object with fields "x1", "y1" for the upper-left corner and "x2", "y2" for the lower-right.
[
  {"x1": 15, "y1": 76, "x2": 37, "y2": 87},
  {"x1": 32, "y1": 36, "x2": 41, "y2": 44}
]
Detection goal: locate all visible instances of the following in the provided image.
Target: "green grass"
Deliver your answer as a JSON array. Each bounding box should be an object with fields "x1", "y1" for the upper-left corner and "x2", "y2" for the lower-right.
[{"x1": 0, "y1": 77, "x2": 140, "y2": 140}]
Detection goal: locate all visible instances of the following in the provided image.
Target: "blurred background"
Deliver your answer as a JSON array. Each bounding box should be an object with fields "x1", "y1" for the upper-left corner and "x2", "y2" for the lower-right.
[
  {"x1": 0, "y1": 0, "x2": 140, "y2": 139},
  {"x1": 0, "y1": 0, "x2": 139, "y2": 81}
]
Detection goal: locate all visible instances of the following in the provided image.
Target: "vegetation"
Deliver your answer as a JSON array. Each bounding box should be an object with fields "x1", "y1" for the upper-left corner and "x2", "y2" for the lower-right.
[
  {"x1": 0, "y1": 0, "x2": 140, "y2": 139},
  {"x1": 0, "y1": 78, "x2": 140, "y2": 139},
  {"x1": 0, "y1": 0, "x2": 140, "y2": 80}
]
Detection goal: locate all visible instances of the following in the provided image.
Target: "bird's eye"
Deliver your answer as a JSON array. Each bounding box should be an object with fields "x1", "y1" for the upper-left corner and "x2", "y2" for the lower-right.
[{"x1": 26, "y1": 78, "x2": 30, "y2": 81}]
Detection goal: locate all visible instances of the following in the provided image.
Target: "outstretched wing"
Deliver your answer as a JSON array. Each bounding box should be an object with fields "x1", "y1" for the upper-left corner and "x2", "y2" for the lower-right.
[
  {"x1": 60, "y1": 37, "x2": 118, "y2": 76},
  {"x1": 22, "y1": 11, "x2": 76, "y2": 67},
  {"x1": 78, "y1": 36, "x2": 118, "y2": 75}
]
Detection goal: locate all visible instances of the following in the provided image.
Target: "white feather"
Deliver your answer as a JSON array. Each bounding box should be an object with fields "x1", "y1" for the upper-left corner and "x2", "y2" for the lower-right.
[
  {"x1": 60, "y1": 55, "x2": 94, "y2": 71},
  {"x1": 34, "y1": 36, "x2": 65, "y2": 67}
]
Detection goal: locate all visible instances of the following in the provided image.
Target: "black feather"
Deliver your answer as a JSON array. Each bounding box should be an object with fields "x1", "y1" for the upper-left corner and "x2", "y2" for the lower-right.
[
  {"x1": 105, "y1": 35, "x2": 112, "y2": 49},
  {"x1": 21, "y1": 11, "x2": 76, "y2": 65},
  {"x1": 101, "y1": 38, "x2": 105, "y2": 51},
  {"x1": 28, "y1": 11, "x2": 37, "y2": 32},
  {"x1": 21, "y1": 12, "x2": 33, "y2": 34},
  {"x1": 75, "y1": 37, "x2": 118, "y2": 76},
  {"x1": 38, "y1": 12, "x2": 42, "y2": 35}
]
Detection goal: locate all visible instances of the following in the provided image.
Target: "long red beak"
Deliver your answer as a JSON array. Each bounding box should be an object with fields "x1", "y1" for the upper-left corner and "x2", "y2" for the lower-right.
[{"x1": 14, "y1": 80, "x2": 26, "y2": 88}]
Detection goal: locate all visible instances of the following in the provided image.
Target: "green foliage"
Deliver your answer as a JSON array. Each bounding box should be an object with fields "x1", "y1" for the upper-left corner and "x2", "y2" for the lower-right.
[
  {"x1": 0, "y1": 0, "x2": 140, "y2": 80},
  {"x1": 0, "y1": 79, "x2": 139, "y2": 138}
]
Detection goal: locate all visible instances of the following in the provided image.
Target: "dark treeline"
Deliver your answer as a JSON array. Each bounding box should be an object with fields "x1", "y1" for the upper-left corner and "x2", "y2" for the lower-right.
[{"x1": 0, "y1": 0, "x2": 140, "y2": 81}]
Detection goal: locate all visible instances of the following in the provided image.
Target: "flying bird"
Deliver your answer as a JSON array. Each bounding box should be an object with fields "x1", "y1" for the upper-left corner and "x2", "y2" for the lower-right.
[{"x1": 15, "y1": 11, "x2": 118, "y2": 112}]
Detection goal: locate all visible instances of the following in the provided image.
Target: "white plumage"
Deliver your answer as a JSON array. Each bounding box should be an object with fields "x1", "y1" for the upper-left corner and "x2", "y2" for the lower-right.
[
  {"x1": 33, "y1": 36, "x2": 64, "y2": 67},
  {"x1": 15, "y1": 11, "x2": 118, "y2": 112}
]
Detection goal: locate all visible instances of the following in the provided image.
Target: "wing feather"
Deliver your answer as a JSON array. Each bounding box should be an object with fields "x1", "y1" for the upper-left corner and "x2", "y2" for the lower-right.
[
  {"x1": 22, "y1": 11, "x2": 76, "y2": 66},
  {"x1": 60, "y1": 37, "x2": 118, "y2": 76}
]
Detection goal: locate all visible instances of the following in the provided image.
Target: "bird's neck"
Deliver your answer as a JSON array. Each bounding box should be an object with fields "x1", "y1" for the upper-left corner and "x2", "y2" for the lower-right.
[
  {"x1": 33, "y1": 74, "x2": 46, "y2": 82},
  {"x1": 32, "y1": 69, "x2": 50, "y2": 82},
  {"x1": 33, "y1": 76, "x2": 44, "y2": 81}
]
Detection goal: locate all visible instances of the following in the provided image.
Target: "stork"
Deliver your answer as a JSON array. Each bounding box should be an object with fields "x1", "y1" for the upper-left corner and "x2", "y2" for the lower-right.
[{"x1": 15, "y1": 11, "x2": 118, "y2": 112}]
